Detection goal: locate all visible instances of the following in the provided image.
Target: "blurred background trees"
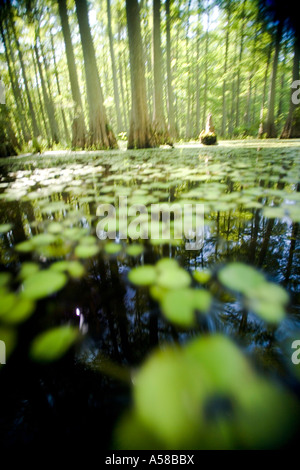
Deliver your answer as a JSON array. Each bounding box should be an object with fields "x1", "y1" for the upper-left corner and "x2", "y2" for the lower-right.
[{"x1": 0, "y1": 0, "x2": 299, "y2": 154}]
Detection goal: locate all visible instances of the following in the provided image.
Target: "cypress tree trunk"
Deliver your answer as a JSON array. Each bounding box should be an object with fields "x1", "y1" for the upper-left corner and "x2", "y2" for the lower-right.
[
  {"x1": 280, "y1": 36, "x2": 300, "y2": 138},
  {"x1": 7, "y1": 10, "x2": 40, "y2": 138},
  {"x1": 264, "y1": 20, "x2": 283, "y2": 138},
  {"x1": 49, "y1": 27, "x2": 71, "y2": 144},
  {"x1": 34, "y1": 41, "x2": 59, "y2": 144},
  {"x1": 258, "y1": 43, "x2": 272, "y2": 137},
  {"x1": 166, "y1": 0, "x2": 176, "y2": 137},
  {"x1": 107, "y1": 0, "x2": 123, "y2": 134},
  {"x1": 152, "y1": 0, "x2": 171, "y2": 144},
  {"x1": 74, "y1": 0, "x2": 117, "y2": 149},
  {"x1": 222, "y1": 3, "x2": 231, "y2": 136},
  {"x1": 235, "y1": 0, "x2": 246, "y2": 129},
  {"x1": 0, "y1": 19, "x2": 30, "y2": 143},
  {"x1": 58, "y1": 0, "x2": 86, "y2": 148},
  {"x1": 126, "y1": 0, "x2": 155, "y2": 149}
]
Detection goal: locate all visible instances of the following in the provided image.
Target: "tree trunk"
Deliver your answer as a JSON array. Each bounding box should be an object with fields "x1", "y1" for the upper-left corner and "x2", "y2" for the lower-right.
[
  {"x1": 222, "y1": 4, "x2": 231, "y2": 136},
  {"x1": 235, "y1": 0, "x2": 246, "y2": 129},
  {"x1": 7, "y1": 10, "x2": 40, "y2": 138},
  {"x1": 165, "y1": 0, "x2": 176, "y2": 137},
  {"x1": 49, "y1": 26, "x2": 71, "y2": 144},
  {"x1": 202, "y1": 9, "x2": 209, "y2": 131},
  {"x1": 195, "y1": 0, "x2": 201, "y2": 137},
  {"x1": 74, "y1": 0, "x2": 117, "y2": 149},
  {"x1": 126, "y1": 0, "x2": 155, "y2": 148},
  {"x1": 0, "y1": 19, "x2": 30, "y2": 143},
  {"x1": 258, "y1": 43, "x2": 272, "y2": 137},
  {"x1": 34, "y1": 41, "x2": 59, "y2": 144},
  {"x1": 58, "y1": 0, "x2": 86, "y2": 148},
  {"x1": 264, "y1": 20, "x2": 283, "y2": 138},
  {"x1": 152, "y1": 0, "x2": 171, "y2": 144},
  {"x1": 280, "y1": 36, "x2": 300, "y2": 138},
  {"x1": 107, "y1": 0, "x2": 123, "y2": 134}
]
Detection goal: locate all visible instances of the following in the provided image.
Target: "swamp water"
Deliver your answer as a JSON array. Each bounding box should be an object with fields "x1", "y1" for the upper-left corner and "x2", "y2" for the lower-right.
[{"x1": 0, "y1": 141, "x2": 300, "y2": 449}]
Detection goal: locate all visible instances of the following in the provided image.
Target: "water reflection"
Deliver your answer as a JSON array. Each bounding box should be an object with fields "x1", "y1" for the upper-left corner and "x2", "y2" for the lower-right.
[{"x1": 0, "y1": 146, "x2": 299, "y2": 448}]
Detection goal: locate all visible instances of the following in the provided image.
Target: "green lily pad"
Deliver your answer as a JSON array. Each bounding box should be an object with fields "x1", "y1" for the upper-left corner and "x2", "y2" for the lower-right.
[
  {"x1": 1, "y1": 297, "x2": 35, "y2": 324},
  {"x1": 161, "y1": 288, "x2": 211, "y2": 328},
  {"x1": 15, "y1": 240, "x2": 34, "y2": 253},
  {"x1": 218, "y1": 262, "x2": 265, "y2": 295},
  {"x1": 0, "y1": 272, "x2": 12, "y2": 288},
  {"x1": 104, "y1": 242, "x2": 122, "y2": 255},
  {"x1": 246, "y1": 282, "x2": 289, "y2": 324},
  {"x1": 74, "y1": 244, "x2": 100, "y2": 258},
  {"x1": 126, "y1": 244, "x2": 144, "y2": 257},
  {"x1": 193, "y1": 269, "x2": 212, "y2": 284},
  {"x1": 19, "y1": 262, "x2": 40, "y2": 280},
  {"x1": 22, "y1": 270, "x2": 67, "y2": 300},
  {"x1": 128, "y1": 265, "x2": 157, "y2": 286},
  {"x1": 31, "y1": 233, "x2": 57, "y2": 246},
  {"x1": 157, "y1": 267, "x2": 191, "y2": 290},
  {"x1": 0, "y1": 290, "x2": 17, "y2": 316},
  {"x1": 0, "y1": 223, "x2": 13, "y2": 233},
  {"x1": 30, "y1": 325, "x2": 78, "y2": 362},
  {"x1": 47, "y1": 222, "x2": 63, "y2": 234},
  {"x1": 50, "y1": 260, "x2": 85, "y2": 279}
]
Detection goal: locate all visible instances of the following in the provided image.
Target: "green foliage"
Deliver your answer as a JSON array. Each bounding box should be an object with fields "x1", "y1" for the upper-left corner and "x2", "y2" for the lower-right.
[
  {"x1": 30, "y1": 325, "x2": 78, "y2": 362},
  {"x1": 114, "y1": 335, "x2": 298, "y2": 449}
]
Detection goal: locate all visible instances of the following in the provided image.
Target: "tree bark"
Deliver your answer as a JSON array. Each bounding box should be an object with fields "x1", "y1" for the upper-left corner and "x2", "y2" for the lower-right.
[
  {"x1": 166, "y1": 0, "x2": 176, "y2": 137},
  {"x1": 107, "y1": 0, "x2": 123, "y2": 134},
  {"x1": 7, "y1": 8, "x2": 40, "y2": 138},
  {"x1": 280, "y1": 36, "x2": 300, "y2": 138},
  {"x1": 126, "y1": 0, "x2": 155, "y2": 148},
  {"x1": 34, "y1": 40, "x2": 59, "y2": 144},
  {"x1": 74, "y1": 0, "x2": 117, "y2": 149},
  {"x1": 58, "y1": 0, "x2": 86, "y2": 148},
  {"x1": 152, "y1": 0, "x2": 171, "y2": 144},
  {"x1": 264, "y1": 20, "x2": 284, "y2": 138}
]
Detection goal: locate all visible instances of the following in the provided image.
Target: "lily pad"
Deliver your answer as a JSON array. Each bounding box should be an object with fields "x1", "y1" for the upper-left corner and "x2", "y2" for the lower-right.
[
  {"x1": 74, "y1": 244, "x2": 100, "y2": 258},
  {"x1": 157, "y1": 267, "x2": 191, "y2": 290},
  {"x1": 0, "y1": 223, "x2": 13, "y2": 233},
  {"x1": 128, "y1": 265, "x2": 157, "y2": 286},
  {"x1": 104, "y1": 242, "x2": 122, "y2": 255},
  {"x1": 218, "y1": 262, "x2": 265, "y2": 296},
  {"x1": 30, "y1": 325, "x2": 78, "y2": 362},
  {"x1": 126, "y1": 244, "x2": 144, "y2": 257},
  {"x1": 22, "y1": 270, "x2": 67, "y2": 300}
]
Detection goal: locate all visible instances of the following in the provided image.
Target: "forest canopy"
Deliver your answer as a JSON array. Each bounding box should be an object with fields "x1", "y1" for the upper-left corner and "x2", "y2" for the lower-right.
[{"x1": 0, "y1": 0, "x2": 299, "y2": 156}]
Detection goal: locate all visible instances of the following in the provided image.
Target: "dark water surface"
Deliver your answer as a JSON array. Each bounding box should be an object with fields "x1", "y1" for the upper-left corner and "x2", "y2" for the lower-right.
[{"x1": 0, "y1": 142, "x2": 300, "y2": 449}]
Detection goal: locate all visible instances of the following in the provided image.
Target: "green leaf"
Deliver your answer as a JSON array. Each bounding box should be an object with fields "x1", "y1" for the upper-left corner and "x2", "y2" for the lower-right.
[
  {"x1": 0, "y1": 223, "x2": 13, "y2": 234},
  {"x1": 126, "y1": 244, "x2": 144, "y2": 257},
  {"x1": 104, "y1": 242, "x2": 122, "y2": 255},
  {"x1": 30, "y1": 325, "x2": 78, "y2": 362},
  {"x1": 0, "y1": 297, "x2": 35, "y2": 324},
  {"x1": 160, "y1": 288, "x2": 211, "y2": 327},
  {"x1": 218, "y1": 262, "x2": 265, "y2": 295},
  {"x1": 50, "y1": 260, "x2": 85, "y2": 279},
  {"x1": 0, "y1": 272, "x2": 12, "y2": 288},
  {"x1": 157, "y1": 267, "x2": 191, "y2": 290},
  {"x1": 19, "y1": 262, "x2": 40, "y2": 280},
  {"x1": 74, "y1": 244, "x2": 100, "y2": 258},
  {"x1": 128, "y1": 265, "x2": 157, "y2": 286},
  {"x1": 22, "y1": 270, "x2": 67, "y2": 300},
  {"x1": 193, "y1": 269, "x2": 212, "y2": 284}
]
